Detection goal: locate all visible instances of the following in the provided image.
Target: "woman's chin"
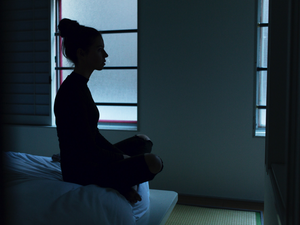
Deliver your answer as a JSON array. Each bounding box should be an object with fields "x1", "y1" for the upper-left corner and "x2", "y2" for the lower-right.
[{"x1": 95, "y1": 65, "x2": 105, "y2": 71}]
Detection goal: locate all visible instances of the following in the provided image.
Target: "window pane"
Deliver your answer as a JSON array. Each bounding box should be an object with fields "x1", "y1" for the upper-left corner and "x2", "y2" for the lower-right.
[
  {"x1": 257, "y1": 108, "x2": 266, "y2": 128},
  {"x1": 258, "y1": 27, "x2": 268, "y2": 68},
  {"x1": 58, "y1": 69, "x2": 137, "y2": 104},
  {"x1": 61, "y1": 53, "x2": 73, "y2": 68},
  {"x1": 97, "y1": 105, "x2": 137, "y2": 121},
  {"x1": 257, "y1": 71, "x2": 267, "y2": 106},
  {"x1": 59, "y1": 33, "x2": 138, "y2": 68},
  {"x1": 61, "y1": 0, "x2": 137, "y2": 30},
  {"x1": 88, "y1": 70, "x2": 137, "y2": 103},
  {"x1": 102, "y1": 33, "x2": 137, "y2": 67},
  {"x1": 255, "y1": 0, "x2": 269, "y2": 133},
  {"x1": 60, "y1": 69, "x2": 73, "y2": 84},
  {"x1": 260, "y1": 0, "x2": 269, "y2": 23}
]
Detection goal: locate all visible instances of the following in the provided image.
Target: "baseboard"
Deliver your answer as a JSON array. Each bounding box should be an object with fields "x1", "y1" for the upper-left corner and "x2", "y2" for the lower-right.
[{"x1": 177, "y1": 194, "x2": 264, "y2": 212}]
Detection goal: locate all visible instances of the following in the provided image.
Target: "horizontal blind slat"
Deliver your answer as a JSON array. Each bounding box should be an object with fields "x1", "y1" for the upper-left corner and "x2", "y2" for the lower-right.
[
  {"x1": 0, "y1": 73, "x2": 50, "y2": 84},
  {"x1": 1, "y1": 105, "x2": 35, "y2": 115},
  {"x1": 1, "y1": 115, "x2": 51, "y2": 125},
  {"x1": 2, "y1": 41, "x2": 49, "y2": 53},
  {"x1": 2, "y1": 94, "x2": 49, "y2": 105},
  {"x1": 1, "y1": 20, "x2": 50, "y2": 32},
  {"x1": 1, "y1": 9, "x2": 49, "y2": 21},
  {"x1": 1, "y1": 0, "x2": 49, "y2": 11},
  {"x1": 3, "y1": 63, "x2": 50, "y2": 73},
  {"x1": 1, "y1": 84, "x2": 50, "y2": 95},
  {"x1": 3, "y1": 30, "x2": 50, "y2": 42},
  {"x1": 1, "y1": 104, "x2": 49, "y2": 116},
  {"x1": 4, "y1": 52, "x2": 50, "y2": 63}
]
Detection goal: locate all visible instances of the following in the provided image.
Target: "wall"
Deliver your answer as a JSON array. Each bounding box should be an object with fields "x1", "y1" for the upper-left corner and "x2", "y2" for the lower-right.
[
  {"x1": 264, "y1": 170, "x2": 280, "y2": 225},
  {"x1": 3, "y1": 0, "x2": 265, "y2": 201}
]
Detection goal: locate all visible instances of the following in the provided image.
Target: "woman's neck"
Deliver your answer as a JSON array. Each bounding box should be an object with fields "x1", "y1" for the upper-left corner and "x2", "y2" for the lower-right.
[{"x1": 74, "y1": 65, "x2": 94, "y2": 80}]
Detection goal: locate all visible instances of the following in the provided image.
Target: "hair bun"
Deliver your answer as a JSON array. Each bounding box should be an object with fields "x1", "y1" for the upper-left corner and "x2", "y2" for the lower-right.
[{"x1": 58, "y1": 18, "x2": 80, "y2": 38}]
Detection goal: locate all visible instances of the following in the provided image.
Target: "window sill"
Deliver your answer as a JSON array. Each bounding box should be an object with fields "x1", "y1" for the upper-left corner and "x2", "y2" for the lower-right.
[
  {"x1": 46, "y1": 124, "x2": 137, "y2": 131},
  {"x1": 1, "y1": 123, "x2": 135, "y2": 132},
  {"x1": 47, "y1": 124, "x2": 137, "y2": 131},
  {"x1": 255, "y1": 128, "x2": 266, "y2": 137},
  {"x1": 97, "y1": 122, "x2": 137, "y2": 131}
]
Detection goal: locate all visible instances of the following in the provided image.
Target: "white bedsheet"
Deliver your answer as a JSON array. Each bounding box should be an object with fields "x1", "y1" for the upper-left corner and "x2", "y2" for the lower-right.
[{"x1": 3, "y1": 151, "x2": 150, "y2": 225}]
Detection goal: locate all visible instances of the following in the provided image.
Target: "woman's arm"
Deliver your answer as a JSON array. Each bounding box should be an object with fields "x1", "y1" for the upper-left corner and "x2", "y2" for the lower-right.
[{"x1": 94, "y1": 129, "x2": 125, "y2": 155}]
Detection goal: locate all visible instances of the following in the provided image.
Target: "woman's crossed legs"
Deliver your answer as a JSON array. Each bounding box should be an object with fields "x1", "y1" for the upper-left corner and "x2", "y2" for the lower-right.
[{"x1": 98, "y1": 135, "x2": 163, "y2": 203}]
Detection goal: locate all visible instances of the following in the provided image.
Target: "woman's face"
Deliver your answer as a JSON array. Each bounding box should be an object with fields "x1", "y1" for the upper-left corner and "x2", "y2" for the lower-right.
[{"x1": 85, "y1": 35, "x2": 108, "y2": 71}]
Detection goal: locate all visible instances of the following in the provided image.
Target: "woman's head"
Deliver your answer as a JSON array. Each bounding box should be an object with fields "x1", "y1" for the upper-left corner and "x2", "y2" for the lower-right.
[{"x1": 58, "y1": 18, "x2": 104, "y2": 66}]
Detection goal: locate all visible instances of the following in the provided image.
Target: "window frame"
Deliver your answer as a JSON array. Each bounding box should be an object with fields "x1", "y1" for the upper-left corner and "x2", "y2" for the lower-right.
[
  {"x1": 53, "y1": 0, "x2": 138, "y2": 131},
  {"x1": 254, "y1": 0, "x2": 269, "y2": 137}
]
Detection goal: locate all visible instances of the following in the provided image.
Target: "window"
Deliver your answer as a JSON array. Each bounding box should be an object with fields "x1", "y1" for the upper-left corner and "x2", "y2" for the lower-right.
[
  {"x1": 54, "y1": 0, "x2": 138, "y2": 130},
  {"x1": 255, "y1": 0, "x2": 269, "y2": 136}
]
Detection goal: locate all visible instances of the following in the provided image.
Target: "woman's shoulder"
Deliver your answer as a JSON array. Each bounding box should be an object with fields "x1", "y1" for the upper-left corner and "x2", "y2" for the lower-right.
[
  {"x1": 54, "y1": 72, "x2": 90, "y2": 109},
  {"x1": 58, "y1": 73, "x2": 87, "y2": 92}
]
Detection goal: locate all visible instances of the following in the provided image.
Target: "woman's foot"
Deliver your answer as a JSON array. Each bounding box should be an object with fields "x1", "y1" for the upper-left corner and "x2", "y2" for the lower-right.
[{"x1": 123, "y1": 187, "x2": 142, "y2": 204}]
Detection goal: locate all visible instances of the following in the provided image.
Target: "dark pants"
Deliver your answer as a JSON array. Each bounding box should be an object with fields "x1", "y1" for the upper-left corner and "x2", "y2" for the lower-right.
[
  {"x1": 90, "y1": 135, "x2": 160, "y2": 193},
  {"x1": 113, "y1": 135, "x2": 153, "y2": 156}
]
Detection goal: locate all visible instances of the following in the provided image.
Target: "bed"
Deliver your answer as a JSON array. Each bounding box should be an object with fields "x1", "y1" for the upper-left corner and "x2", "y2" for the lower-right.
[{"x1": 3, "y1": 151, "x2": 178, "y2": 225}]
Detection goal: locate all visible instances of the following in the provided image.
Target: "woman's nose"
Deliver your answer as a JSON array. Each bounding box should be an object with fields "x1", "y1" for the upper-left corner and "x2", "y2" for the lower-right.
[{"x1": 103, "y1": 49, "x2": 108, "y2": 58}]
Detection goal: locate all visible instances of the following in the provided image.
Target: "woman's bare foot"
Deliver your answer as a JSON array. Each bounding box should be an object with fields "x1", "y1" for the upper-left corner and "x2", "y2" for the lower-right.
[{"x1": 123, "y1": 187, "x2": 142, "y2": 204}]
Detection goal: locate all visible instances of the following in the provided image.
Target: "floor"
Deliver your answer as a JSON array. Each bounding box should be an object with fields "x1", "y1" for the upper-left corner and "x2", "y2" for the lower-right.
[{"x1": 177, "y1": 194, "x2": 264, "y2": 213}]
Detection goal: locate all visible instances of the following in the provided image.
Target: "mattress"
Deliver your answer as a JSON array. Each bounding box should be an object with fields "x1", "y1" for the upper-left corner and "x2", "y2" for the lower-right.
[{"x1": 3, "y1": 151, "x2": 150, "y2": 225}]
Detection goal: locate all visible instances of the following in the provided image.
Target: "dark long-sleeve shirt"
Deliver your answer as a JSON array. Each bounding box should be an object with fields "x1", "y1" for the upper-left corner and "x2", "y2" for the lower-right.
[{"x1": 54, "y1": 72, "x2": 124, "y2": 184}]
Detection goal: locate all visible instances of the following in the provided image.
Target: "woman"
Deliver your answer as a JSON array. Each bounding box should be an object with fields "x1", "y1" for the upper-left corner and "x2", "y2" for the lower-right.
[{"x1": 54, "y1": 18, "x2": 163, "y2": 203}]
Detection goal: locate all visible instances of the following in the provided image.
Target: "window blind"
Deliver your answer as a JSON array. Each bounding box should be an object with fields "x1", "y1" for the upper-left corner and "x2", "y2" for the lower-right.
[{"x1": 0, "y1": 0, "x2": 51, "y2": 125}]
